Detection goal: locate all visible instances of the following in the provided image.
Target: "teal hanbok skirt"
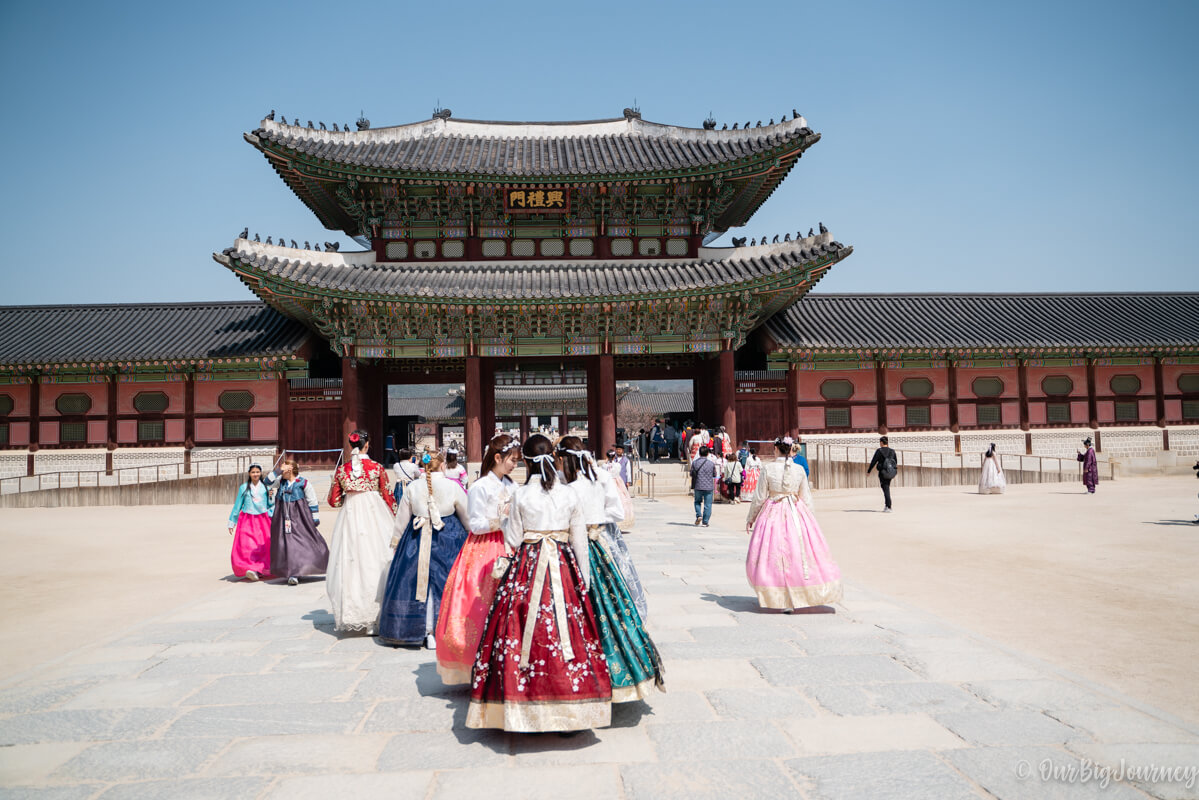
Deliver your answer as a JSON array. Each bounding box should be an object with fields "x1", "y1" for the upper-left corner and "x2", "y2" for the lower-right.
[{"x1": 586, "y1": 528, "x2": 665, "y2": 702}]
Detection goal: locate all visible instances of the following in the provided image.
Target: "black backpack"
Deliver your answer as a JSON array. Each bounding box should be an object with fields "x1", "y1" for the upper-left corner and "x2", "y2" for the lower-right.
[{"x1": 880, "y1": 450, "x2": 898, "y2": 480}]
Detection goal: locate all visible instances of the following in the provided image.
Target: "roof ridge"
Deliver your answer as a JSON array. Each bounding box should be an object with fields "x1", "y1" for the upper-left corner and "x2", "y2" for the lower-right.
[
  {"x1": 0, "y1": 300, "x2": 269, "y2": 312},
  {"x1": 804, "y1": 292, "x2": 1199, "y2": 299}
]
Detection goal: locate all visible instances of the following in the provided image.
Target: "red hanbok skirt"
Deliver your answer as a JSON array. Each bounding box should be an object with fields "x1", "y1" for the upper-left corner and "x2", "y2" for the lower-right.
[{"x1": 466, "y1": 534, "x2": 611, "y2": 732}]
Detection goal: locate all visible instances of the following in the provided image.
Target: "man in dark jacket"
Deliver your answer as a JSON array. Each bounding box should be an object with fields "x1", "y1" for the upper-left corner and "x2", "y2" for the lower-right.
[
  {"x1": 866, "y1": 435, "x2": 898, "y2": 512},
  {"x1": 690, "y1": 446, "x2": 718, "y2": 527}
]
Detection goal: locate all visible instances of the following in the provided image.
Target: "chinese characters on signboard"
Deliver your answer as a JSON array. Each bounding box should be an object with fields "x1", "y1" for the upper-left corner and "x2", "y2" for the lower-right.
[{"x1": 505, "y1": 188, "x2": 569, "y2": 213}]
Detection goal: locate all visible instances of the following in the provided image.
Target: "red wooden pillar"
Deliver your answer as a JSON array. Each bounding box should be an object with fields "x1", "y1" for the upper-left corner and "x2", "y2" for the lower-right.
[
  {"x1": 874, "y1": 361, "x2": 888, "y2": 434},
  {"x1": 715, "y1": 349, "x2": 737, "y2": 446},
  {"x1": 1153, "y1": 356, "x2": 1167, "y2": 428},
  {"x1": 598, "y1": 354, "x2": 616, "y2": 452},
  {"x1": 183, "y1": 372, "x2": 195, "y2": 474},
  {"x1": 106, "y1": 373, "x2": 118, "y2": 475},
  {"x1": 1085, "y1": 358, "x2": 1098, "y2": 428},
  {"x1": 28, "y1": 375, "x2": 40, "y2": 476},
  {"x1": 1017, "y1": 358, "x2": 1031, "y2": 454},
  {"x1": 785, "y1": 364, "x2": 800, "y2": 438},
  {"x1": 276, "y1": 375, "x2": 290, "y2": 457},
  {"x1": 465, "y1": 356, "x2": 483, "y2": 463},
  {"x1": 586, "y1": 358, "x2": 601, "y2": 452},
  {"x1": 341, "y1": 357, "x2": 359, "y2": 458},
  {"x1": 481, "y1": 359, "x2": 496, "y2": 444}
]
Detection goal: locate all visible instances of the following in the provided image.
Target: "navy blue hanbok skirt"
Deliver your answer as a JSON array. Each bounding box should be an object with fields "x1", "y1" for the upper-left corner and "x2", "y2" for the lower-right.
[{"x1": 378, "y1": 515, "x2": 468, "y2": 644}]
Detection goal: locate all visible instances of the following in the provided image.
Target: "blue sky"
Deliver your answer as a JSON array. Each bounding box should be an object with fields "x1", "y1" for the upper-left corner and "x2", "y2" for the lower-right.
[{"x1": 1, "y1": 0, "x2": 1195, "y2": 305}]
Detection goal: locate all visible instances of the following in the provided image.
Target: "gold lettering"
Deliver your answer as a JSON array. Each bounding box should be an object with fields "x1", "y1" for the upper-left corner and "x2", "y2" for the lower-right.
[
  {"x1": 509, "y1": 190, "x2": 526, "y2": 208},
  {"x1": 527, "y1": 190, "x2": 546, "y2": 208},
  {"x1": 546, "y1": 190, "x2": 565, "y2": 208}
]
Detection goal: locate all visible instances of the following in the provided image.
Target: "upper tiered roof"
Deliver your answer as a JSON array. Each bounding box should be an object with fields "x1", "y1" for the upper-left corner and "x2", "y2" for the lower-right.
[
  {"x1": 249, "y1": 112, "x2": 817, "y2": 178},
  {"x1": 246, "y1": 109, "x2": 821, "y2": 235}
]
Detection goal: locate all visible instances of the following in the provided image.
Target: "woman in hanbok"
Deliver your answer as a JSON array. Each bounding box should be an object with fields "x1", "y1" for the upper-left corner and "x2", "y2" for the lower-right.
[
  {"x1": 745, "y1": 437, "x2": 842, "y2": 611},
  {"x1": 602, "y1": 450, "x2": 636, "y2": 531},
  {"x1": 326, "y1": 431, "x2": 396, "y2": 634},
  {"x1": 379, "y1": 451, "x2": 469, "y2": 649},
  {"x1": 466, "y1": 434, "x2": 612, "y2": 733},
  {"x1": 1077, "y1": 437, "x2": 1099, "y2": 494},
  {"x1": 435, "y1": 434, "x2": 520, "y2": 684},
  {"x1": 558, "y1": 437, "x2": 663, "y2": 702},
  {"x1": 443, "y1": 448, "x2": 469, "y2": 492},
  {"x1": 978, "y1": 443, "x2": 1006, "y2": 495},
  {"x1": 266, "y1": 459, "x2": 327, "y2": 586},
  {"x1": 227, "y1": 464, "x2": 273, "y2": 581},
  {"x1": 741, "y1": 448, "x2": 762, "y2": 496}
]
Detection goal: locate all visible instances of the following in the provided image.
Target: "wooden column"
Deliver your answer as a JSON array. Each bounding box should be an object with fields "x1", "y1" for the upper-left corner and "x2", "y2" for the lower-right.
[
  {"x1": 27, "y1": 375, "x2": 40, "y2": 476},
  {"x1": 598, "y1": 354, "x2": 617, "y2": 452},
  {"x1": 106, "y1": 373, "x2": 118, "y2": 475},
  {"x1": 465, "y1": 356, "x2": 483, "y2": 463},
  {"x1": 586, "y1": 358, "x2": 601, "y2": 452},
  {"x1": 715, "y1": 349, "x2": 737, "y2": 446},
  {"x1": 481, "y1": 360, "x2": 496, "y2": 444},
  {"x1": 276, "y1": 375, "x2": 290, "y2": 457},
  {"x1": 1153, "y1": 356, "x2": 1167, "y2": 428},
  {"x1": 341, "y1": 357, "x2": 359, "y2": 458},
  {"x1": 947, "y1": 360, "x2": 960, "y2": 433},
  {"x1": 183, "y1": 372, "x2": 195, "y2": 474},
  {"x1": 1085, "y1": 358, "x2": 1098, "y2": 428},
  {"x1": 785, "y1": 364, "x2": 800, "y2": 438},
  {"x1": 1017, "y1": 358, "x2": 1031, "y2": 454},
  {"x1": 874, "y1": 361, "x2": 888, "y2": 434}
]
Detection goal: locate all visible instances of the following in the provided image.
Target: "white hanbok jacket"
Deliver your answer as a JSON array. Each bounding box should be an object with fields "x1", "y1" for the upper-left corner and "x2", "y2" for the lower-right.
[
  {"x1": 503, "y1": 481, "x2": 590, "y2": 587},
  {"x1": 746, "y1": 457, "x2": 814, "y2": 529}
]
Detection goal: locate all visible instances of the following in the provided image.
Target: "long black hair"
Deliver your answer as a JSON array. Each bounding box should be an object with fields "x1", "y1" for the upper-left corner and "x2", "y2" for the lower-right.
[
  {"x1": 523, "y1": 433, "x2": 556, "y2": 491},
  {"x1": 557, "y1": 435, "x2": 596, "y2": 484}
]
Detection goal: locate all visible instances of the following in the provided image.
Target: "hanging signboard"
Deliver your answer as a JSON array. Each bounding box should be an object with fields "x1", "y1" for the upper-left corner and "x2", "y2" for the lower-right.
[{"x1": 505, "y1": 188, "x2": 569, "y2": 213}]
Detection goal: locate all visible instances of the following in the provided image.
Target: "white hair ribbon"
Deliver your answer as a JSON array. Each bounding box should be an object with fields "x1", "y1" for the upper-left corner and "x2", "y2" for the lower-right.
[{"x1": 531, "y1": 453, "x2": 555, "y2": 480}]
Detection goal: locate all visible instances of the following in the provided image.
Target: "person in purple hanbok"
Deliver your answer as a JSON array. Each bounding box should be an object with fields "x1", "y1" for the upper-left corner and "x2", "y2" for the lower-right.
[{"x1": 1076, "y1": 437, "x2": 1099, "y2": 494}]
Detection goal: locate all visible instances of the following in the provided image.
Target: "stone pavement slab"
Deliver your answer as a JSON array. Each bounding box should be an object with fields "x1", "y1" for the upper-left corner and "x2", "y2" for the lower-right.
[{"x1": 2, "y1": 491, "x2": 1195, "y2": 798}]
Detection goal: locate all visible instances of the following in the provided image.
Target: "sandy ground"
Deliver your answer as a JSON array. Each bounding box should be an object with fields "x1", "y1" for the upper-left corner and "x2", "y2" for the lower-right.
[
  {"x1": 0, "y1": 504, "x2": 335, "y2": 681},
  {"x1": 688, "y1": 473, "x2": 1199, "y2": 723},
  {"x1": 2, "y1": 475, "x2": 1197, "y2": 725}
]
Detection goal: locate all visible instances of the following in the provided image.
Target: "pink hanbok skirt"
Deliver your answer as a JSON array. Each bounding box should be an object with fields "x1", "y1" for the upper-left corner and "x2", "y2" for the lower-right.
[
  {"x1": 231, "y1": 512, "x2": 273, "y2": 578},
  {"x1": 435, "y1": 530, "x2": 508, "y2": 685},
  {"x1": 746, "y1": 497, "x2": 842, "y2": 609}
]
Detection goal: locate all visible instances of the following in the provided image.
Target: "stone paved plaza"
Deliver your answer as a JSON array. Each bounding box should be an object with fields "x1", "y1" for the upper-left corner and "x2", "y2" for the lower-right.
[{"x1": 2, "y1": 487, "x2": 1198, "y2": 799}]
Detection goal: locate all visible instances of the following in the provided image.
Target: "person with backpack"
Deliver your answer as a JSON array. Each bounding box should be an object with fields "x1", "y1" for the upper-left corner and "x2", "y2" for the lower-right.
[{"x1": 866, "y1": 435, "x2": 898, "y2": 512}]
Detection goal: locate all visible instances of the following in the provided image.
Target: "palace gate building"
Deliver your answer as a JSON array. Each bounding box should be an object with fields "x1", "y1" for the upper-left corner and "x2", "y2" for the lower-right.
[{"x1": 1, "y1": 107, "x2": 1197, "y2": 477}]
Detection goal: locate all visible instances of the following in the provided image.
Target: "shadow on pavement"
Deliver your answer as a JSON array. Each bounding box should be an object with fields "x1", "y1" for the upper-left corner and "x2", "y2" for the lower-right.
[{"x1": 1143, "y1": 519, "x2": 1199, "y2": 527}]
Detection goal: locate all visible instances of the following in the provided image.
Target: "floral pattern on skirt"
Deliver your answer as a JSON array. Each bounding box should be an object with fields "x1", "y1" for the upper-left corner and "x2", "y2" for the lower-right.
[
  {"x1": 231, "y1": 512, "x2": 273, "y2": 578},
  {"x1": 466, "y1": 538, "x2": 611, "y2": 732},
  {"x1": 587, "y1": 536, "x2": 664, "y2": 702},
  {"x1": 746, "y1": 497, "x2": 842, "y2": 609},
  {"x1": 435, "y1": 530, "x2": 508, "y2": 684}
]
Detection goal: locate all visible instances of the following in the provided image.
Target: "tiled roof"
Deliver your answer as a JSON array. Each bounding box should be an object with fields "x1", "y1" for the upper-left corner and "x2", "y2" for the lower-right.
[
  {"x1": 249, "y1": 114, "x2": 817, "y2": 178},
  {"x1": 216, "y1": 236, "x2": 849, "y2": 302},
  {"x1": 388, "y1": 395, "x2": 463, "y2": 421},
  {"x1": 766, "y1": 293, "x2": 1199, "y2": 352},
  {"x1": 620, "y1": 391, "x2": 695, "y2": 415},
  {"x1": 0, "y1": 302, "x2": 310, "y2": 366}
]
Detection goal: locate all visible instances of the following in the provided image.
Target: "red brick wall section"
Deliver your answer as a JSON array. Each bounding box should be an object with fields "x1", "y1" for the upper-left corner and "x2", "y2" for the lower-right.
[{"x1": 40, "y1": 384, "x2": 107, "y2": 416}]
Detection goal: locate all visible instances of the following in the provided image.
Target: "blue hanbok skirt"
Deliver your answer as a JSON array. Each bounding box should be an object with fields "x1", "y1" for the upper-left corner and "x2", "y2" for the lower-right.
[{"x1": 378, "y1": 515, "x2": 468, "y2": 644}]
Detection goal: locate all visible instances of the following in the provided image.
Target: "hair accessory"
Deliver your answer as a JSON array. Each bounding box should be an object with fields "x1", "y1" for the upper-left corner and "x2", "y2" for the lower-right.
[
  {"x1": 447, "y1": 447, "x2": 458, "y2": 455},
  {"x1": 530, "y1": 452, "x2": 555, "y2": 480},
  {"x1": 783, "y1": 436, "x2": 794, "y2": 445},
  {"x1": 248, "y1": 463, "x2": 263, "y2": 471},
  {"x1": 422, "y1": 453, "x2": 432, "y2": 464},
  {"x1": 349, "y1": 433, "x2": 360, "y2": 444},
  {"x1": 500, "y1": 439, "x2": 521, "y2": 454}
]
